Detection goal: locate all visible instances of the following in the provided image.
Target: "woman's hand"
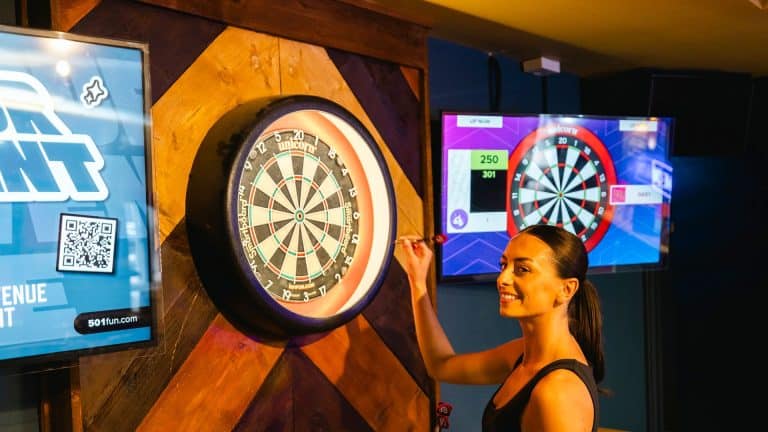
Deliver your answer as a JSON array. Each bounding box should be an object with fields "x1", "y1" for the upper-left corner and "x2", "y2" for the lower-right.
[{"x1": 399, "y1": 236, "x2": 434, "y2": 286}]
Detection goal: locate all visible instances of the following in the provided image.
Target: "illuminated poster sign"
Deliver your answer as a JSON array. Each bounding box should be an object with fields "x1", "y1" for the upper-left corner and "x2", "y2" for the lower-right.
[{"x1": 0, "y1": 25, "x2": 157, "y2": 363}]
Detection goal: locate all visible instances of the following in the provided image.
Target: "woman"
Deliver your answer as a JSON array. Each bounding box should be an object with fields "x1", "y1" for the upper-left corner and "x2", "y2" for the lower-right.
[{"x1": 400, "y1": 224, "x2": 604, "y2": 432}]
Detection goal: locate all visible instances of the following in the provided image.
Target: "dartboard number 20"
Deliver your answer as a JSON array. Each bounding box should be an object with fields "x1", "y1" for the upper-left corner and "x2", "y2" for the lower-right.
[
  {"x1": 237, "y1": 128, "x2": 360, "y2": 304},
  {"x1": 506, "y1": 125, "x2": 617, "y2": 251}
]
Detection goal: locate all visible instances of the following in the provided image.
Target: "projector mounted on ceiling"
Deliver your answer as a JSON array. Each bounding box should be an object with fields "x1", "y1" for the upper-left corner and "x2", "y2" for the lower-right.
[{"x1": 522, "y1": 56, "x2": 561, "y2": 76}]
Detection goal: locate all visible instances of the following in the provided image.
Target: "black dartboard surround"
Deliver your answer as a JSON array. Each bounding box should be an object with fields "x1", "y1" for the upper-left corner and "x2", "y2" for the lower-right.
[{"x1": 186, "y1": 96, "x2": 396, "y2": 339}]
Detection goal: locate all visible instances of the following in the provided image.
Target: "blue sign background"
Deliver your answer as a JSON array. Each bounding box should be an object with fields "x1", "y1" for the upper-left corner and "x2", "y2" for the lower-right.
[{"x1": 0, "y1": 28, "x2": 154, "y2": 362}]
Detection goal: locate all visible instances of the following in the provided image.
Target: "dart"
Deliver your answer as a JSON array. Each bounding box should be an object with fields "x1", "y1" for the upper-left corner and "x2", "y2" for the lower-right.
[{"x1": 394, "y1": 233, "x2": 448, "y2": 245}]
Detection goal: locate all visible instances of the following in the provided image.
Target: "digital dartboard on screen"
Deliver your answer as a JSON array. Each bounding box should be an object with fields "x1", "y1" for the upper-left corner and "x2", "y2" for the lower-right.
[
  {"x1": 438, "y1": 113, "x2": 674, "y2": 281},
  {"x1": 505, "y1": 124, "x2": 617, "y2": 251},
  {"x1": 186, "y1": 96, "x2": 396, "y2": 339}
]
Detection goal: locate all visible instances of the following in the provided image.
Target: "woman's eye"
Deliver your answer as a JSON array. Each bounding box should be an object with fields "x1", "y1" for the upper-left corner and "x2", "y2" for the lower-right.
[
  {"x1": 499, "y1": 262, "x2": 507, "y2": 270},
  {"x1": 515, "y1": 266, "x2": 529, "y2": 274}
]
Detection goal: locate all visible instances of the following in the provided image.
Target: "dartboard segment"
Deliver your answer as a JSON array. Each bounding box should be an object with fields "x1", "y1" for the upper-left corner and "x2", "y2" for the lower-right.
[{"x1": 506, "y1": 124, "x2": 617, "y2": 251}]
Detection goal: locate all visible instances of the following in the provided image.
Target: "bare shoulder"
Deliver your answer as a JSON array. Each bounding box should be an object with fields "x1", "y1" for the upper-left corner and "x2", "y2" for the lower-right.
[{"x1": 522, "y1": 369, "x2": 594, "y2": 431}]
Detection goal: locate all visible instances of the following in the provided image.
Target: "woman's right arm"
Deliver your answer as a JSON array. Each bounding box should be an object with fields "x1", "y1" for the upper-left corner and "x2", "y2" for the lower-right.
[{"x1": 400, "y1": 237, "x2": 522, "y2": 385}]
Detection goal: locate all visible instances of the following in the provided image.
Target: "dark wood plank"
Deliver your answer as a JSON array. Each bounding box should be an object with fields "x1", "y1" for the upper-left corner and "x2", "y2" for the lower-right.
[
  {"x1": 79, "y1": 221, "x2": 219, "y2": 432},
  {"x1": 235, "y1": 348, "x2": 374, "y2": 432},
  {"x1": 363, "y1": 262, "x2": 433, "y2": 396},
  {"x1": 137, "y1": 0, "x2": 428, "y2": 69},
  {"x1": 70, "y1": 0, "x2": 225, "y2": 103},
  {"x1": 328, "y1": 48, "x2": 424, "y2": 196}
]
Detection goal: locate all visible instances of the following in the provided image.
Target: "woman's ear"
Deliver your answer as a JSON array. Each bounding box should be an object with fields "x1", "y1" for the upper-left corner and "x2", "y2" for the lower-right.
[{"x1": 558, "y1": 278, "x2": 579, "y2": 304}]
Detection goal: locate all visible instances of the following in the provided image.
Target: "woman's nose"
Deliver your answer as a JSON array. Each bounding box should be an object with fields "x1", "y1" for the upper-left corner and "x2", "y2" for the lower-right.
[{"x1": 497, "y1": 269, "x2": 513, "y2": 286}]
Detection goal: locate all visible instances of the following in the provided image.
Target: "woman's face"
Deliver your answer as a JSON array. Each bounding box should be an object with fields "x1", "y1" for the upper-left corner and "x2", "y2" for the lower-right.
[{"x1": 496, "y1": 233, "x2": 566, "y2": 319}]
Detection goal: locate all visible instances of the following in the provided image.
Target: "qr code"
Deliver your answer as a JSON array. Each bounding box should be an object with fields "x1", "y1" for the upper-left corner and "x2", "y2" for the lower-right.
[{"x1": 56, "y1": 214, "x2": 118, "y2": 273}]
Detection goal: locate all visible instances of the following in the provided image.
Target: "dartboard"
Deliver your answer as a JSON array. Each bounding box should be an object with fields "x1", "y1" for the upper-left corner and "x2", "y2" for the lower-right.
[
  {"x1": 506, "y1": 124, "x2": 617, "y2": 251},
  {"x1": 238, "y1": 128, "x2": 361, "y2": 304},
  {"x1": 186, "y1": 96, "x2": 395, "y2": 339}
]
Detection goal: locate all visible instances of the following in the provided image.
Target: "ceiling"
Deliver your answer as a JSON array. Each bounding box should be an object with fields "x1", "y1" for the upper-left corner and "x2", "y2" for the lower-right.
[{"x1": 356, "y1": 0, "x2": 768, "y2": 77}]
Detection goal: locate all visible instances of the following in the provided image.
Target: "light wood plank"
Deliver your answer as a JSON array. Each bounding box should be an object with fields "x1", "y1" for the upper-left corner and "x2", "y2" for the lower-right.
[
  {"x1": 51, "y1": 0, "x2": 101, "y2": 31},
  {"x1": 152, "y1": 27, "x2": 281, "y2": 244},
  {"x1": 301, "y1": 315, "x2": 431, "y2": 430},
  {"x1": 400, "y1": 65, "x2": 422, "y2": 101},
  {"x1": 137, "y1": 315, "x2": 285, "y2": 431}
]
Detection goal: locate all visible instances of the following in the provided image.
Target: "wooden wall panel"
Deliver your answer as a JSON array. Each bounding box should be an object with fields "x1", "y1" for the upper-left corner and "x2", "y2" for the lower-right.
[
  {"x1": 78, "y1": 222, "x2": 220, "y2": 431},
  {"x1": 51, "y1": 0, "x2": 101, "y2": 31},
  {"x1": 138, "y1": 316, "x2": 284, "y2": 431},
  {"x1": 148, "y1": 27, "x2": 281, "y2": 242},
  {"x1": 235, "y1": 348, "x2": 375, "y2": 431},
  {"x1": 137, "y1": 0, "x2": 428, "y2": 70},
  {"x1": 53, "y1": 1, "x2": 433, "y2": 430},
  {"x1": 301, "y1": 317, "x2": 430, "y2": 430},
  {"x1": 328, "y1": 48, "x2": 424, "y2": 195}
]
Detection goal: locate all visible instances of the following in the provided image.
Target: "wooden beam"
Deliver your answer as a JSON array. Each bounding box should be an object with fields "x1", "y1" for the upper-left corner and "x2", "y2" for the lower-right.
[
  {"x1": 136, "y1": 0, "x2": 428, "y2": 69},
  {"x1": 50, "y1": 0, "x2": 101, "y2": 31}
]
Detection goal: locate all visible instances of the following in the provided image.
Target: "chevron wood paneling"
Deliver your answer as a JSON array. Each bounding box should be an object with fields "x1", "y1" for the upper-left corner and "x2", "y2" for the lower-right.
[{"x1": 54, "y1": 1, "x2": 433, "y2": 430}]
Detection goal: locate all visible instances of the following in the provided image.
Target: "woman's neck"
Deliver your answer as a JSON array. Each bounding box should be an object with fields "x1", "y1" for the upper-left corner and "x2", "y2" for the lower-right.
[{"x1": 518, "y1": 312, "x2": 578, "y2": 367}]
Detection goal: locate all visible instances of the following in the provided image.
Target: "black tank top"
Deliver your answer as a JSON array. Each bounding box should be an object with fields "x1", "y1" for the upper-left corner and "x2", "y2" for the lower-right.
[{"x1": 481, "y1": 358, "x2": 599, "y2": 432}]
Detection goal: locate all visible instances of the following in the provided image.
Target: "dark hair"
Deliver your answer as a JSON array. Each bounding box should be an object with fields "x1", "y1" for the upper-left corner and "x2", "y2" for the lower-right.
[{"x1": 519, "y1": 224, "x2": 605, "y2": 386}]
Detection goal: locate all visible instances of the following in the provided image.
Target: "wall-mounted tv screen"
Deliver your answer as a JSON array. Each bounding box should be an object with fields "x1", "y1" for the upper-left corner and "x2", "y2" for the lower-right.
[
  {"x1": 0, "y1": 25, "x2": 159, "y2": 365},
  {"x1": 438, "y1": 112, "x2": 673, "y2": 282}
]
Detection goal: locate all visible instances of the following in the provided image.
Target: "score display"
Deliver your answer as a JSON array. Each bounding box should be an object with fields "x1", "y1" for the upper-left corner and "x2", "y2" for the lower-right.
[
  {"x1": 447, "y1": 150, "x2": 508, "y2": 232},
  {"x1": 439, "y1": 113, "x2": 674, "y2": 280},
  {"x1": 470, "y1": 151, "x2": 506, "y2": 213}
]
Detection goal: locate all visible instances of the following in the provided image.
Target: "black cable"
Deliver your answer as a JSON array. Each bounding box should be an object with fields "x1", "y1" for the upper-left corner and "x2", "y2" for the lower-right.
[{"x1": 488, "y1": 53, "x2": 501, "y2": 112}]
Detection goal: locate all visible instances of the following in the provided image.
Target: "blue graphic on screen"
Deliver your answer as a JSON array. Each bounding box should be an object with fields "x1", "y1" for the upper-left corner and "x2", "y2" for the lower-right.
[
  {"x1": 440, "y1": 113, "x2": 673, "y2": 279},
  {"x1": 0, "y1": 28, "x2": 154, "y2": 362}
]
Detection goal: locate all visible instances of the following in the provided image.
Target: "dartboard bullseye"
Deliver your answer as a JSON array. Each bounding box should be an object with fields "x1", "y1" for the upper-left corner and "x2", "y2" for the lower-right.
[
  {"x1": 506, "y1": 124, "x2": 617, "y2": 251},
  {"x1": 186, "y1": 96, "x2": 395, "y2": 339}
]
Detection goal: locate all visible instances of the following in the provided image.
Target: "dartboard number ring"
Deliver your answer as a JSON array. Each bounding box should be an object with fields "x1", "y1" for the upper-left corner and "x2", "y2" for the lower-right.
[
  {"x1": 186, "y1": 96, "x2": 396, "y2": 339},
  {"x1": 506, "y1": 124, "x2": 617, "y2": 251},
  {"x1": 237, "y1": 127, "x2": 361, "y2": 304}
]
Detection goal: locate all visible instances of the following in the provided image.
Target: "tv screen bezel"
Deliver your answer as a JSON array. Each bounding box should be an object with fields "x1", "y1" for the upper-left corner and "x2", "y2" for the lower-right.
[
  {"x1": 0, "y1": 25, "x2": 162, "y2": 369},
  {"x1": 434, "y1": 110, "x2": 674, "y2": 284}
]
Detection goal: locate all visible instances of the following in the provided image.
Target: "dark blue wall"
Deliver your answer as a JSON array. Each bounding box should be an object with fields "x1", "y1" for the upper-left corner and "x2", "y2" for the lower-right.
[
  {"x1": 0, "y1": 372, "x2": 39, "y2": 432},
  {"x1": 428, "y1": 37, "x2": 648, "y2": 432}
]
